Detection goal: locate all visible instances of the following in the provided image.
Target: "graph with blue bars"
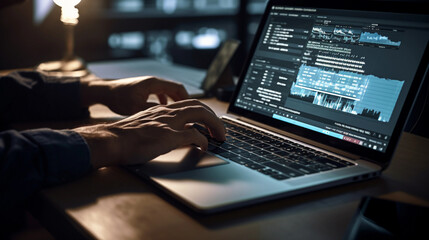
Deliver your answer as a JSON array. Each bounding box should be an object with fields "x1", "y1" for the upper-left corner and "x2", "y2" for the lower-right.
[
  {"x1": 290, "y1": 64, "x2": 404, "y2": 122},
  {"x1": 359, "y1": 32, "x2": 401, "y2": 47}
]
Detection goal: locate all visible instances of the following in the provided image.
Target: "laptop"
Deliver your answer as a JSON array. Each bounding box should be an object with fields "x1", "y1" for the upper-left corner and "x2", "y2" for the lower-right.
[
  {"x1": 87, "y1": 39, "x2": 240, "y2": 98},
  {"x1": 127, "y1": 0, "x2": 429, "y2": 213}
]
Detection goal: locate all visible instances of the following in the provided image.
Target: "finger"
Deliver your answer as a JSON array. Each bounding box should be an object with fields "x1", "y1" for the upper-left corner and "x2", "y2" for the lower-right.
[
  {"x1": 139, "y1": 102, "x2": 159, "y2": 110},
  {"x1": 147, "y1": 78, "x2": 189, "y2": 101},
  {"x1": 172, "y1": 106, "x2": 226, "y2": 141},
  {"x1": 169, "y1": 85, "x2": 189, "y2": 101},
  {"x1": 176, "y1": 128, "x2": 209, "y2": 151},
  {"x1": 157, "y1": 93, "x2": 168, "y2": 105}
]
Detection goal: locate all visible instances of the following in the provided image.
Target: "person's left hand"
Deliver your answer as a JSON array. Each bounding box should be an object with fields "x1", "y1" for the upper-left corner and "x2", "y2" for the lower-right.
[{"x1": 81, "y1": 76, "x2": 189, "y2": 115}]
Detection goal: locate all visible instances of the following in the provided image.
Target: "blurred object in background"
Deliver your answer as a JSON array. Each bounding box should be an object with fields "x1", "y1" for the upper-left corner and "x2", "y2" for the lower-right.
[
  {"x1": 0, "y1": 0, "x2": 268, "y2": 72},
  {"x1": 36, "y1": 0, "x2": 89, "y2": 77}
]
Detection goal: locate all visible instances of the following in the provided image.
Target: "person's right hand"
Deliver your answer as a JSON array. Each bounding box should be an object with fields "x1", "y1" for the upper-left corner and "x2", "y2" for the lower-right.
[{"x1": 74, "y1": 99, "x2": 226, "y2": 169}]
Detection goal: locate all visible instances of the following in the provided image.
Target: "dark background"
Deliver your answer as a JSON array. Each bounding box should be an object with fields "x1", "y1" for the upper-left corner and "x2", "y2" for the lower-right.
[
  {"x1": 0, "y1": 0, "x2": 260, "y2": 71},
  {"x1": 0, "y1": 0, "x2": 427, "y2": 137}
]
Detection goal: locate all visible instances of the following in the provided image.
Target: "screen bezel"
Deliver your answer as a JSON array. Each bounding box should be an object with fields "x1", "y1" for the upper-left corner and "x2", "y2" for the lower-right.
[{"x1": 228, "y1": 0, "x2": 429, "y2": 168}]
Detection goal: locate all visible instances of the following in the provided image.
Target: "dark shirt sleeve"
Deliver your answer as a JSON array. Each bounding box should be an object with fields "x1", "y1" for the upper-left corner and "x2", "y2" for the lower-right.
[
  {"x1": 0, "y1": 129, "x2": 92, "y2": 213},
  {"x1": 0, "y1": 71, "x2": 93, "y2": 221},
  {"x1": 0, "y1": 71, "x2": 89, "y2": 127}
]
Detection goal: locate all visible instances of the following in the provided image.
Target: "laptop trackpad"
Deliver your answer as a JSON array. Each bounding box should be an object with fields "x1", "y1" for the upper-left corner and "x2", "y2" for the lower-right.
[{"x1": 139, "y1": 147, "x2": 228, "y2": 176}]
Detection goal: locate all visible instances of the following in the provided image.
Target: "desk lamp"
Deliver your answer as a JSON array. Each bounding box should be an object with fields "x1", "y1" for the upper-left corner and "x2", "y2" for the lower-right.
[{"x1": 37, "y1": 0, "x2": 87, "y2": 77}]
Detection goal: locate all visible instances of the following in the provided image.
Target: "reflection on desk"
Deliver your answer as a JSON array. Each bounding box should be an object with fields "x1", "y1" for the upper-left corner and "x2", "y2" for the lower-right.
[{"x1": 29, "y1": 99, "x2": 429, "y2": 240}]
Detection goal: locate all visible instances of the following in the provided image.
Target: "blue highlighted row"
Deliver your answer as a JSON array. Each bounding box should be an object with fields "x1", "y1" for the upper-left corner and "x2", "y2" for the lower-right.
[{"x1": 272, "y1": 114, "x2": 344, "y2": 140}]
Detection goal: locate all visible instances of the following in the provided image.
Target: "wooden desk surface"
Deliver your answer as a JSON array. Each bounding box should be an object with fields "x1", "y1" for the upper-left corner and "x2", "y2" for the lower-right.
[{"x1": 29, "y1": 100, "x2": 429, "y2": 240}]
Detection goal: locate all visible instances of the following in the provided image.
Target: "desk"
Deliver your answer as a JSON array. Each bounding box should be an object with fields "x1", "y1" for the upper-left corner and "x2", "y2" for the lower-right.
[{"x1": 29, "y1": 100, "x2": 429, "y2": 240}]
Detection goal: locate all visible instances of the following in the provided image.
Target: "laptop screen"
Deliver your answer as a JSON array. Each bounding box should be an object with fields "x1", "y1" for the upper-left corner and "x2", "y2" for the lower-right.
[{"x1": 230, "y1": 1, "x2": 429, "y2": 160}]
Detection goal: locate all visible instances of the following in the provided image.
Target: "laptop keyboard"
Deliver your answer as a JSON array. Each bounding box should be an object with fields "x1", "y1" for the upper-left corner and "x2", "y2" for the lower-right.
[{"x1": 198, "y1": 119, "x2": 355, "y2": 181}]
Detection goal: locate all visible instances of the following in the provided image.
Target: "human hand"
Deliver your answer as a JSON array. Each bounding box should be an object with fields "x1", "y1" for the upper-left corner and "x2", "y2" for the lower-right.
[
  {"x1": 81, "y1": 76, "x2": 189, "y2": 115},
  {"x1": 74, "y1": 99, "x2": 226, "y2": 168}
]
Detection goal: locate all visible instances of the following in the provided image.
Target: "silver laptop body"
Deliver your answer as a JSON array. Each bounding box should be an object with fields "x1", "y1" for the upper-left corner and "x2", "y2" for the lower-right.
[{"x1": 127, "y1": 0, "x2": 429, "y2": 213}]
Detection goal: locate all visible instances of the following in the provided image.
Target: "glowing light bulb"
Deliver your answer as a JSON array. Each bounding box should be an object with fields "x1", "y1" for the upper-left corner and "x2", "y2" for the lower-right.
[
  {"x1": 36, "y1": 0, "x2": 87, "y2": 77},
  {"x1": 53, "y1": 0, "x2": 81, "y2": 25}
]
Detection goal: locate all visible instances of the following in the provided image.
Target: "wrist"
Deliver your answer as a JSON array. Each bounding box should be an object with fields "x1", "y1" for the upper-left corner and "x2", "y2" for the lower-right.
[
  {"x1": 74, "y1": 124, "x2": 119, "y2": 168},
  {"x1": 80, "y1": 80, "x2": 111, "y2": 107}
]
